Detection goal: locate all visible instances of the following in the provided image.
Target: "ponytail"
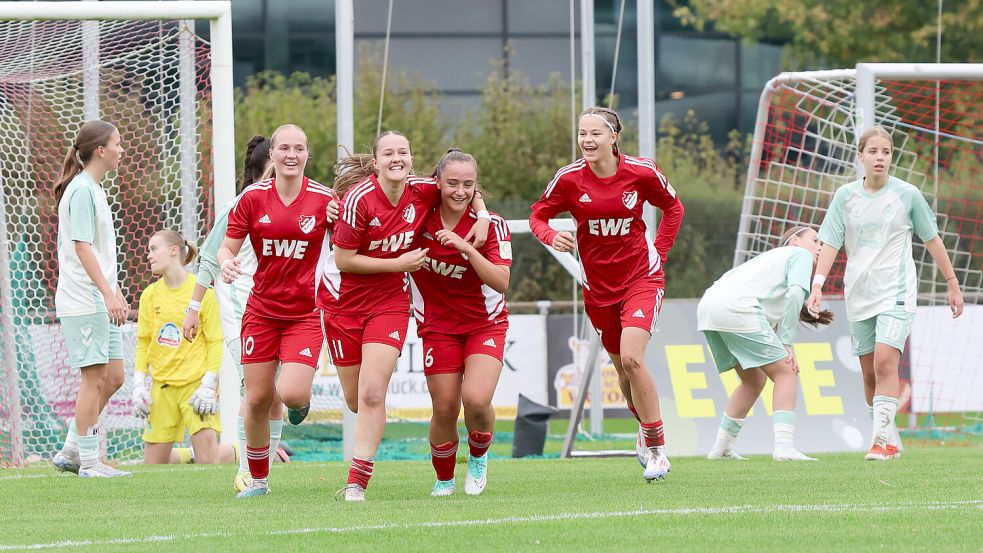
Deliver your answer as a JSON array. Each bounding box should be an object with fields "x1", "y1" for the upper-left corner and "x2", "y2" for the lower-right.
[
  {"x1": 799, "y1": 305, "x2": 834, "y2": 327},
  {"x1": 152, "y1": 229, "x2": 198, "y2": 266},
  {"x1": 53, "y1": 120, "x2": 117, "y2": 204},
  {"x1": 182, "y1": 240, "x2": 199, "y2": 265},
  {"x1": 53, "y1": 147, "x2": 83, "y2": 204},
  {"x1": 241, "y1": 134, "x2": 271, "y2": 190}
]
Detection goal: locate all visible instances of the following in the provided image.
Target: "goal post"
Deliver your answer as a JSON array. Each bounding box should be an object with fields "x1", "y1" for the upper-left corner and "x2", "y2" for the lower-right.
[
  {"x1": 736, "y1": 63, "x2": 983, "y2": 441},
  {"x1": 0, "y1": 1, "x2": 235, "y2": 466}
]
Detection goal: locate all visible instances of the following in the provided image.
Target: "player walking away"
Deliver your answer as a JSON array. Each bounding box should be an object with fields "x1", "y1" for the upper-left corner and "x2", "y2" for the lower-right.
[
  {"x1": 182, "y1": 136, "x2": 302, "y2": 492},
  {"x1": 319, "y1": 132, "x2": 489, "y2": 501},
  {"x1": 529, "y1": 106, "x2": 684, "y2": 482},
  {"x1": 808, "y1": 126, "x2": 964, "y2": 461},
  {"x1": 408, "y1": 149, "x2": 512, "y2": 497},
  {"x1": 50, "y1": 121, "x2": 132, "y2": 478},
  {"x1": 217, "y1": 124, "x2": 335, "y2": 498},
  {"x1": 700, "y1": 226, "x2": 833, "y2": 461},
  {"x1": 133, "y1": 230, "x2": 238, "y2": 464}
]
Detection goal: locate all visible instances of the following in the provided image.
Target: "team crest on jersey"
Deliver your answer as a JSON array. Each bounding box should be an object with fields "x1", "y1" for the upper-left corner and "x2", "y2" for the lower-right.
[
  {"x1": 298, "y1": 215, "x2": 316, "y2": 234},
  {"x1": 402, "y1": 204, "x2": 416, "y2": 224},
  {"x1": 622, "y1": 191, "x2": 638, "y2": 210},
  {"x1": 157, "y1": 322, "x2": 181, "y2": 348}
]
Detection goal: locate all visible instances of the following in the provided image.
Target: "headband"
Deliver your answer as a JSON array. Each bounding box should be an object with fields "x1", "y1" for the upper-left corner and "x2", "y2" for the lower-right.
[
  {"x1": 583, "y1": 112, "x2": 617, "y2": 134},
  {"x1": 783, "y1": 227, "x2": 810, "y2": 246}
]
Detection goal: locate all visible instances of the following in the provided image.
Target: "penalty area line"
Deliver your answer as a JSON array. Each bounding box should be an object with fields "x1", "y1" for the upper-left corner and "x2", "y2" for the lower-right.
[{"x1": 1, "y1": 499, "x2": 981, "y2": 550}]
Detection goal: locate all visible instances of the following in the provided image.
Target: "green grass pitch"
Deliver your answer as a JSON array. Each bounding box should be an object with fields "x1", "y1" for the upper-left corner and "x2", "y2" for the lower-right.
[{"x1": 1, "y1": 447, "x2": 980, "y2": 552}]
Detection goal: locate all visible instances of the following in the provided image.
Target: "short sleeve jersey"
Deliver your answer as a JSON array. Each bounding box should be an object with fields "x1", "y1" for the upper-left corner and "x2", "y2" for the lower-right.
[
  {"x1": 226, "y1": 176, "x2": 334, "y2": 320},
  {"x1": 55, "y1": 171, "x2": 119, "y2": 317},
  {"x1": 697, "y1": 247, "x2": 813, "y2": 333},
  {"x1": 529, "y1": 155, "x2": 683, "y2": 306},
  {"x1": 317, "y1": 174, "x2": 440, "y2": 315},
  {"x1": 197, "y1": 199, "x2": 258, "y2": 337},
  {"x1": 817, "y1": 176, "x2": 939, "y2": 321},
  {"x1": 409, "y1": 210, "x2": 512, "y2": 335}
]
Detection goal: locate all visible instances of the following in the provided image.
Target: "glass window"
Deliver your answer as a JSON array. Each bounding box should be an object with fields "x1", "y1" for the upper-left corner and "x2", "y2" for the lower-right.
[{"x1": 357, "y1": 0, "x2": 501, "y2": 34}]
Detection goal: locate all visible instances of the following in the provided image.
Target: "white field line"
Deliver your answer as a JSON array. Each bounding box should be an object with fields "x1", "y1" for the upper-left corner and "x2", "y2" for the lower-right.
[
  {"x1": 0, "y1": 464, "x2": 229, "y2": 481},
  {"x1": 1, "y1": 499, "x2": 981, "y2": 551}
]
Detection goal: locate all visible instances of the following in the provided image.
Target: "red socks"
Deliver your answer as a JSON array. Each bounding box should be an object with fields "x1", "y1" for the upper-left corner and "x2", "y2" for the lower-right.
[
  {"x1": 640, "y1": 420, "x2": 665, "y2": 449},
  {"x1": 430, "y1": 440, "x2": 459, "y2": 481},
  {"x1": 468, "y1": 431, "x2": 493, "y2": 458},
  {"x1": 627, "y1": 403, "x2": 641, "y2": 422},
  {"x1": 348, "y1": 456, "x2": 374, "y2": 489},
  {"x1": 246, "y1": 444, "x2": 270, "y2": 480}
]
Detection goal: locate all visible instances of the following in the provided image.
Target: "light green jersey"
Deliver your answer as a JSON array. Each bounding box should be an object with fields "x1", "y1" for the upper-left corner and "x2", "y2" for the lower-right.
[
  {"x1": 817, "y1": 176, "x2": 938, "y2": 322},
  {"x1": 196, "y1": 200, "x2": 256, "y2": 338}
]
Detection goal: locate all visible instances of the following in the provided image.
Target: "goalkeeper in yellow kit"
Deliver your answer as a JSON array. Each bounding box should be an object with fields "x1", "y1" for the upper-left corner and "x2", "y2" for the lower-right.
[{"x1": 133, "y1": 229, "x2": 236, "y2": 464}]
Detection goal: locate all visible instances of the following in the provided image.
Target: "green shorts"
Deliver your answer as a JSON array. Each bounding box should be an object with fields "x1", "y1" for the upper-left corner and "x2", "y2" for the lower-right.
[
  {"x1": 702, "y1": 313, "x2": 788, "y2": 373},
  {"x1": 849, "y1": 309, "x2": 915, "y2": 356},
  {"x1": 60, "y1": 313, "x2": 123, "y2": 369}
]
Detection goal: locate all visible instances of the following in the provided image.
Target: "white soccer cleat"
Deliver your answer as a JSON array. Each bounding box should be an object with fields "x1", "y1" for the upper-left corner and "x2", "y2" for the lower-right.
[
  {"x1": 431, "y1": 479, "x2": 456, "y2": 497},
  {"x1": 464, "y1": 454, "x2": 488, "y2": 496},
  {"x1": 78, "y1": 463, "x2": 133, "y2": 478},
  {"x1": 635, "y1": 429, "x2": 650, "y2": 468},
  {"x1": 773, "y1": 447, "x2": 817, "y2": 461},
  {"x1": 52, "y1": 450, "x2": 80, "y2": 474},
  {"x1": 235, "y1": 481, "x2": 270, "y2": 498},
  {"x1": 707, "y1": 447, "x2": 747, "y2": 460},
  {"x1": 233, "y1": 469, "x2": 252, "y2": 493},
  {"x1": 337, "y1": 484, "x2": 366, "y2": 502},
  {"x1": 643, "y1": 447, "x2": 671, "y2": 482}
]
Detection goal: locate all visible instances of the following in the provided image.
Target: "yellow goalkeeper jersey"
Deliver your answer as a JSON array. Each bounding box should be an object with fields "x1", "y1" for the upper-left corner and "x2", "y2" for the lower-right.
[{"x1": 136, "y1": 274, "x2": 223, "y2": 386}]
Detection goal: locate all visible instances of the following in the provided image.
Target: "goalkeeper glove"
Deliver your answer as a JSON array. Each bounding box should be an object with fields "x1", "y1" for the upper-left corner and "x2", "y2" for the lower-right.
[
  {"x1": 131, "y1": 371, "x2": 152, "y2": 418},
  {"x1": 189, "y1": 372, "x2": 219, "y2": 416}
]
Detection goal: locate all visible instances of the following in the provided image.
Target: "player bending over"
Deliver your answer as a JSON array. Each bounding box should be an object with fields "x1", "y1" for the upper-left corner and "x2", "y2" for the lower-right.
[
  {"x1": 808, "y1": 126, "x2": 963, "y2": 461},
  {"x1": 700, "y1": 226, "x2": 832, "y2": 461}
]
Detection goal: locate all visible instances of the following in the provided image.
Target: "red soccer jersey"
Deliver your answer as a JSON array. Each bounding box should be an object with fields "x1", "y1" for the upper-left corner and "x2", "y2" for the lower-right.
[
  {"x1": 409, "y1": 209, "x2": 511, "y2": 335},
  {"x1": 317, "y1": 174, "x2": 440, "y2": 315},
  {"x1": 529, "y1": 154, "x2": 684, "y2": 306},
  {"x1": 226, "y1": 176, "x2": 335, "y2": 320}
]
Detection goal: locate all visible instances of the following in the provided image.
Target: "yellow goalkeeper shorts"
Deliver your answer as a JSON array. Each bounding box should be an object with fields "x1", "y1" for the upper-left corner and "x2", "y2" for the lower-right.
[{"x1": 144, "y1": 380, "x2": 222, "y2": 444}]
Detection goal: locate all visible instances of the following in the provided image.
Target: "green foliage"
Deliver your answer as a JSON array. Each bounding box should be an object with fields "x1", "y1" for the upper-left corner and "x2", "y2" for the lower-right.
[{"x1": 671, "y1": 0, "x2": 983, "y2": 68}]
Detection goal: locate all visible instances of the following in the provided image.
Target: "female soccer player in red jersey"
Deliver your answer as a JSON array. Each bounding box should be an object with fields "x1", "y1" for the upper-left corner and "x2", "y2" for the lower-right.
[
  {"x1": 529, "y1": 106, "x2": 684, "y2": 482},
  {"x1": 408, "y1": 149, "x2": 511, "y2": 497},
  {"x1": 319, "y1": 132, "x2": 489, "y2": 501},
  {"x1": 217, "y1": 124, "x2": 336, "y2": 498}
]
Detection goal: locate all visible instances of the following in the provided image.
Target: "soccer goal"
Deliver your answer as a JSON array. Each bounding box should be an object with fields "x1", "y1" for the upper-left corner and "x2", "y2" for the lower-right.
[
  {"x1": 736, "y1": 63, "x2": 983, "y2": 442},
  {"x1": 0, "y1": 1, "x2": 235, "y2": 466}
]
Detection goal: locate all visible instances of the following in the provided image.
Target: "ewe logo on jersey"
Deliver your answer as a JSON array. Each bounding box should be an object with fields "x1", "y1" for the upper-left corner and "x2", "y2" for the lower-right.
[
  {"x1": 369, "y1": 231, "x2": 414, "y2": 252},
  {"x1": 402, "y1": 204, "x2": 416, "y2": 224},
  {"x1": 298, "y1": 215, "x2": 316, "y2": 234},
  {"x1": 424, "y1": 257, "x2": 467, "y2": 279},
  {"x1": 156, "y1": 322, "x2": 182, "y2": 348},
  {"x1": 622, "y1": 191, "x2": 638, "y2": 210},
  {"x1": 262, "y1": 239, "x2": 309, "y2": 259},
  {"x1": 587, "y1": 217, "x2": 633, "y2": 237}
]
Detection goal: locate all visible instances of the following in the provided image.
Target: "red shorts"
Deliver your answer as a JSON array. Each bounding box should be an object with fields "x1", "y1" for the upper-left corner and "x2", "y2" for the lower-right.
[
  {"x1": 321, "y1": 310, "x2": 409, "y2": 367},
  {"x1": 584, "y1": 283, "x2": 664, "y2": 356},
  {"x1": 421, "y1": 324, "x2": 508, "y2": 376},
  {"x1": 240, "y1": 310, "x2": 323, "y2": 367}
]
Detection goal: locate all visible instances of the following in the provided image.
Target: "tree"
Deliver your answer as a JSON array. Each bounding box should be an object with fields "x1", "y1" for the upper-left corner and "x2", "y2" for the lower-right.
[{"x1": 673, "y1": 0, "x2": 982, "y2": 68}]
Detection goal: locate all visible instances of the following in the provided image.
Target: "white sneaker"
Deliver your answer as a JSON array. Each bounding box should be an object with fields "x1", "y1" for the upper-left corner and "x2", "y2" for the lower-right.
[
  {"x1": 78, "y1": 463, "x2": 132, "y2": 478},
  {"x1": 431, "y1": 479, "x2": 456, "y2": 497},
  {"x1": 643, "y1": 447, "x2": 671, "y2": 481},
  {"x1": 707, "y1": 447, "x2": 747, "y2": 460},
  {"x1": 233, "y1": 469, "x2": 252, "y2": 493},
  {"x1": 52, "y1": 450, "x2": 80, "y2": 474},
  {"x1": 464, "y1": 454, "x2": 488, "y2": 496},
  {"x1": 773, "y1": 447, "x2": 817, "y2": 461},
  {"x1": 337, "y1": 484, "x2": 366, "y2": 502},
  {"x1": 635, "y1": 429, "x2": 650, "y2": 468}
]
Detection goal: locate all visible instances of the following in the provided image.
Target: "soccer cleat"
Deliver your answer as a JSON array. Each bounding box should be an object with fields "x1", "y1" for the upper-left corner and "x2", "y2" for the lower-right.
[
  {"x1": 233, "y1": 469, "x2": 253, "y2": 493},
  {"x1": 235, "y1": 481, "x2": 270, "y2": 498},
  {"x1": 337, "y1": 484, "x2": 366, "y2": 502},
  {"x1": 52, "y1": 450, "x2": 80, "y2": 474},
  {"x1": 864, "y1": 444, "x2": 900, "y2": 461},
  {"x1": 643, "y1": 447, "x2": 671, "y2": 482},
  {"x1": 78, "y1": 463, "x2": 133, "y2": 478},
  {"x1": 431, "y1": 479, "x2": 456, "y2": 497},
  {"x1": 635, "y1": 429, "x2": 650, "y2": 468},
  {"x1": 773, "y1": 447, "x2": 817, "y2": 461},
  {"x1": 464, "y1": 454, "x2": 488, "y2": 496},
  {"x1": 287, "y1": 404, "x2": 310, "y2": 426},
  {"x1": 707, "y1": 447, "x2": 747, "y2": 460}
]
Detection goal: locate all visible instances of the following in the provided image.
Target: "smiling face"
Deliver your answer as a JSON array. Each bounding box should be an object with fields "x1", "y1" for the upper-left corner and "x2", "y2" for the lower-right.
[
  {"x1": 858, "y1": 134, "x2": 892, "y2": 180},
  {"x1": 146, "y1": 233, "x2": 176, "y2": 275},
  {"x1": 269, "y1": 127, "x2": 309, "y2": 179},
  {"x1": 578, "y1": 114, "x2": 618, "y2": 163},
  {"x1": 438, "y1": 160, "x2": 477, "y2": 214},
  {"x1": 372, "y1": 133, "x2": 413, "y2": 184}
]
